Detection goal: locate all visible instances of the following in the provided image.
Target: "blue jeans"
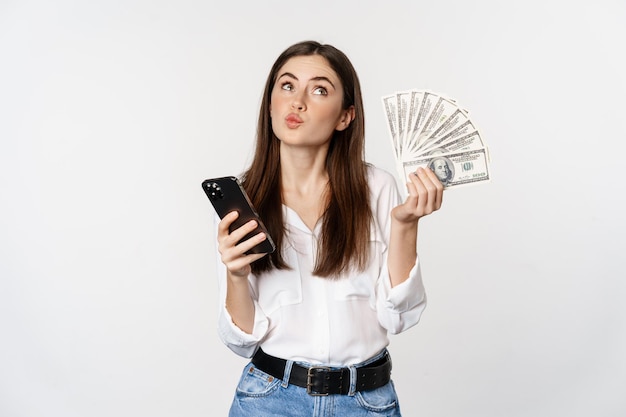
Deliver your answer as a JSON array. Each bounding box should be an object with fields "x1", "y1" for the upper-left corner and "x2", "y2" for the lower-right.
[{"x1": 228, "y1": 349, "x2": 402, "y2": 417}]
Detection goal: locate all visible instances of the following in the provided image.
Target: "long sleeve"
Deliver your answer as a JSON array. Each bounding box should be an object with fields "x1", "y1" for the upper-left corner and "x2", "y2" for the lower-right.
[
  {"x1": 370, "y1": 166, "x2": 427, "y2": 334},
  {"x1": 214, "y1": 215, "x2": 269, "y2": 358},
  {"x1": 375, "y1": 258, "x2": 427, "y2": 334}
]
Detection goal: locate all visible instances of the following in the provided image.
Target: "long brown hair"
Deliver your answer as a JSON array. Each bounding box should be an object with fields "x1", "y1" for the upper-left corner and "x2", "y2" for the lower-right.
[{"x1": 241, "y1": 41, "x2": 372, "y2": 277}]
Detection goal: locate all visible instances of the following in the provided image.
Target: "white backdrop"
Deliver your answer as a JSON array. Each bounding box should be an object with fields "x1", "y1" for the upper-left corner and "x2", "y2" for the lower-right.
[{"x1": 1, "y1": 1, "x2": 625, "y2": 416}]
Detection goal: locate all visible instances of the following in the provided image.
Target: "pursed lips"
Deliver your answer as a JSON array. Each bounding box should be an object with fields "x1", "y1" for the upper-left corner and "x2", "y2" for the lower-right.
[{"x1": 285, "y1": 113, "x2": 303, "y2": 128}]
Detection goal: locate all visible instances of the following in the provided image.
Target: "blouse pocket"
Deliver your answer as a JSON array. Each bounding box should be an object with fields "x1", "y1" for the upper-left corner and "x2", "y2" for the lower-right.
[
  {"x1": 252, "y1": 244, "x2": 303, "y2": 315},
  {"x1": 332, "y1": 224, "x2": 386, "y2": 301}
]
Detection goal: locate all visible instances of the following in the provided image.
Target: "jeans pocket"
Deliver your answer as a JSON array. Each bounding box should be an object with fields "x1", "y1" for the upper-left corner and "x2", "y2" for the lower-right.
[
  {"x1": 235, "y1": 363, "x2": 281, "y2": 398},
  {"x1": 355, "y1": 380, "x2": 399, "y2": 413}
]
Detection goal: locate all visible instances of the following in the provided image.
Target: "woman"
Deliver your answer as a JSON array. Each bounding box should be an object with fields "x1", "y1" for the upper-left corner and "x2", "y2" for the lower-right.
[{"x1": 215, "y1": 40, "x2": 443, "y2": 416}]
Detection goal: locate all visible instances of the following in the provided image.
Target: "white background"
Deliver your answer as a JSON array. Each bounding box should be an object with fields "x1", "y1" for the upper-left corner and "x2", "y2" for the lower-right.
[{"x1": 1, "y1": 1, "x2": 625, "y2": 416}]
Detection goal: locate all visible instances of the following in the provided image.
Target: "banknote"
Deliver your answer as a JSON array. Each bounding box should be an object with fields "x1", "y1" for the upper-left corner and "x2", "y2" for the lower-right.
[
  {"x1": 418, "y1": 96, "x2": 460, "y2": 145},
  {"x1": 422, "y1": 107, "x2": 470, "y2": 146},
  {"x1": 395, "y1": 91, "x2": 411, "y2": 158},
  {"x1": 413, "y1": 119, "x2": 478, "y2": 159},
  {"x1": 382, "y1": 89, "x2": 491, "y2": 188},
  {"x1": 402, "y1": 148, "x2": 491, "y2": 189},
  {"x1": 405, "y1": 91, "x2": 436, "y2": 149},
  {"x1": 404, "y1": 90, "x2": 423, "y2": 146},
  {"x1": 416, "y1": 130, "x2": 486, "y2": 158},
  {"x1": 382, "y1": 94, "x2": 399, "y2": 159}
]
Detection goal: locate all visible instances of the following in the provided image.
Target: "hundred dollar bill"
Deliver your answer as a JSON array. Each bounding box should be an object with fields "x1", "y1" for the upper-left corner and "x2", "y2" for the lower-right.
[
  {"x1": 395, "y1": 91, "x2": 411, "y2": 158},
  {"x1": 403, "y1": 90, "x2": 423, "y2": 147},
  {"x1": 405, "y1": 91, "x2": 436, "y2": 151},
  {"x1": 404, "y1": 129, "x2": 434, "y2": 162},
  {"x1": 402, "y1": 148, "x2": 491, "y2": 189},
  {"x1": 418, "y1": 95, "x2": 460, "y2": 148},
  {"x1": 416, "y1": 118, "x2": 478, "y2": 156},
  {"x1": 402, "y1": 90, "x2": 423, "y2": 160},
  {"x1": 416, "y1": 130, "x2": 487, "y2": 158},
  {"x1": 423, "y1": 107, "x2": 470, "y2": 145},
  {"x1": 382, "y1": 94, "x2": 399, "y2": 159}
]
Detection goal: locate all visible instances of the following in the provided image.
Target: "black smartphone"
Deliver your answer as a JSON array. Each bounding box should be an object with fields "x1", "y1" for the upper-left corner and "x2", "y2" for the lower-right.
[{"x1": 202, "y1": 176, "x2": 276, "y2": 254}]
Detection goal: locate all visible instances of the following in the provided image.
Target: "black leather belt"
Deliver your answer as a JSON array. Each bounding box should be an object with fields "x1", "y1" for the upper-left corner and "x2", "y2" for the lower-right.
[{"x1": 251, "y1": 348, "x2": 392, "y2": 396}]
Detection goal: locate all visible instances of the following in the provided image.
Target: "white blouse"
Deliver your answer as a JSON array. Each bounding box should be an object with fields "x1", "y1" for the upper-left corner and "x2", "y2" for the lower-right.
[{"x1": 215, "y1": 165, "x2": 427, "y2": 366}]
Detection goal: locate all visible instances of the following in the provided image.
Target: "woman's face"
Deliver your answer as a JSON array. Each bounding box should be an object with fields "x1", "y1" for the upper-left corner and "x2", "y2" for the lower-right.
[{"x1": 270, "y1": 55, "x2": 353, "y2": 149}]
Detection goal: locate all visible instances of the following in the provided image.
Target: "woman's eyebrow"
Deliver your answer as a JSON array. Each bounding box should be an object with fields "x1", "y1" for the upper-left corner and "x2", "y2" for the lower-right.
[
  {"x1": 277, "y1": 71, "x2": 297, "y2": 80},
  {"x1": 277, "y1": 72, "x2": 336, "y2": 90},
  {"x1": 311, "y1": 76, "x2": 336, "y2": 90}
]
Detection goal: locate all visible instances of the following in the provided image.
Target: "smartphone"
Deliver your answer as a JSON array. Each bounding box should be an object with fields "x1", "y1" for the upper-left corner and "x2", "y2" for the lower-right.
[{"x1": 202, "y1": 176, "x2": 276, "y2": 254}]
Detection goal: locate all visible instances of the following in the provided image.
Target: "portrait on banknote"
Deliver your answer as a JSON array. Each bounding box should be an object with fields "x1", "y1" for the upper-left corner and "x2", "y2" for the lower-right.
[{"x1": 428, "y1": 157, "x2": 454, "y2": 186}]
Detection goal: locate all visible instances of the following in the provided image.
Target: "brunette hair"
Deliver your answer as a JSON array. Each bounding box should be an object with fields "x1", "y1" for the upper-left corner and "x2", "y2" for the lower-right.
[{"x1": 241, "y1": 41, "x2": 372, "y2": 277}]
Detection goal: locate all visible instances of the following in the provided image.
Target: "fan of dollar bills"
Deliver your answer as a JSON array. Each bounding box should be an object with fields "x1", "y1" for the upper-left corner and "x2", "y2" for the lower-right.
[{"x1": 382, "y1": 90, "x2": 491, "y2": 189}]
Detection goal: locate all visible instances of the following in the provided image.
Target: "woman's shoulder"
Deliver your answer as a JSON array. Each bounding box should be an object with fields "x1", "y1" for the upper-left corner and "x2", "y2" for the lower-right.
[
  {"x1": 365, "y1": 164, "x2": 402, "y2": 226},
  {"x1": 366, "y1": 164, "x2": 399, "y2": 191}
]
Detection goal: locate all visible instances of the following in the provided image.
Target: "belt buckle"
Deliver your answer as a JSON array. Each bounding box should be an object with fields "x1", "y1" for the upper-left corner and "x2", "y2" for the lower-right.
[{"x1": 306, "y1": 366, "x2": 331, "y2": 396}]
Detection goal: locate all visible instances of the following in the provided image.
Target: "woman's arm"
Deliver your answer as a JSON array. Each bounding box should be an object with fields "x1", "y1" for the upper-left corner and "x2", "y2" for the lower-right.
[
  {"x1": 387, "y1": 167, "x2": 443, "y2": 287},
  {"x1": 217, "y1": 211, "x2": 269, "y2": 333}
]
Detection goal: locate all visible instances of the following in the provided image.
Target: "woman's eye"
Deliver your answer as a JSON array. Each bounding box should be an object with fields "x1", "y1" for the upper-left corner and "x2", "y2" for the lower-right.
[
  {"x1": 313, "y1": 87, "x2": 328, "y2": 95},
  {"x1": 281, "y1": 82, "x2": 293, "y2": 91}
]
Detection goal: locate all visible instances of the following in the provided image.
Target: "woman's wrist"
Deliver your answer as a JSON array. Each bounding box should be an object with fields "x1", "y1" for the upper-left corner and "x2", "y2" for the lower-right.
[{"x1": 390, "y1": 213, "x2": 420, "y2": 232}]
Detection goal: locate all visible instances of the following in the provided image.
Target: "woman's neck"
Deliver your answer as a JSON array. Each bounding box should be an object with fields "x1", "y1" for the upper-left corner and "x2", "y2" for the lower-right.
[
  {"x1": 279, "y1": 142, "x2": 329, "y2": 193},
  {"x1": 279, "y1": 143, "x2": 330, "y2": 230}
]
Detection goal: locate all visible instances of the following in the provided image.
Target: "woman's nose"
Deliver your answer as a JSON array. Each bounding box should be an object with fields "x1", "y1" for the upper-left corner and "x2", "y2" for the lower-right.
[{"x1": 291, "y1": 94, "x2": 306, "y2": 111}]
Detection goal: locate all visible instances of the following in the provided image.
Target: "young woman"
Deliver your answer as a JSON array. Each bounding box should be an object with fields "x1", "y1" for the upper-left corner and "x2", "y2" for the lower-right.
[{"x1": 215, "y1": 40, "x2": 443, "y2": 416}]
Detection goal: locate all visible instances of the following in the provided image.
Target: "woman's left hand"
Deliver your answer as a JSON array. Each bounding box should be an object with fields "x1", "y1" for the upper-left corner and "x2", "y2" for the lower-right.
[{"x1": 391, "y1": 167, "x2": 444, "y2": 224}]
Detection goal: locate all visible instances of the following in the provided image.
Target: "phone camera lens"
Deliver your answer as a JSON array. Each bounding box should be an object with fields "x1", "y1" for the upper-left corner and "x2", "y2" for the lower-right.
[{"x1": 207, "y1": 182, "x2": 223, "y2": 200}]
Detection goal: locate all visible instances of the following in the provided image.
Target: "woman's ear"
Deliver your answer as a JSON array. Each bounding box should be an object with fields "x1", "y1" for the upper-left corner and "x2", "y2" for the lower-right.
[{"x1": 335, "y1": 106, "x2": 355, "y2": 131}]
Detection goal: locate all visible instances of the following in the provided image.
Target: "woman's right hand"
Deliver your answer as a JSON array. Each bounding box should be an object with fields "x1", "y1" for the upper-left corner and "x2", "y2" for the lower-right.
[{"x1": 217, "y1": 211, "x2": 269, "y2": 279}]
